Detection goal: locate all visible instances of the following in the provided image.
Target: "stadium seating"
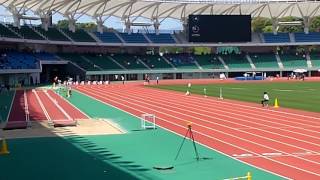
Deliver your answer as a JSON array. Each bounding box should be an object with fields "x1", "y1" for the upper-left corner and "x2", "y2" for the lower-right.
[
  {"x1": 0, "y1": 52, "x2": 38, "y2": 69},
  {"x1": 294, "y1": 32, "x2": 320, "y2": 42},
  {"x1": 62, "y1": 29, "x2": 96, "y2": 42},
  {"x1": 34, "y1": 52, "x2": 59, "y2": 61},
  {"x1": 111, "y1": 54, "x2": 148, "y2": 69},
  {"x1": 139, "y1": 55, "x2": 173, "y2": 69},
  {"x1": 8, "y1": 25, "x2": 44, "y2": 40},
  {"x1": 119, "y1": 33, "x2": 148, "y2": 43},
  {"x1": 146, "y1": 33, "x2": 176, "y2": 43},
  {"x1": 36, "y1": 27, "x2": 70, "y2": 41},
  {"x1": 263, "y1": 33, "x2": 290, "y2": 43},
  {"x1": 94, "y1": 32, "x2": 122, "y2": 43},
  {"x1": 250, "y1": 53, "x2": 279, "y2": 68},
  {"x1": 0, "y1": 24, "x2": 20, "y2": 38},
  {"x1": 165, "y1": 54, "x2": 199, "y2": 69},
  {"x1": 58, "y1": 53, "x2": 99, "y2": 71},
  {"x1": 220, "y1": 54, "x2": 252, "y2": 69},
  {"x1": 84, "y1": 54, "x2": 124, "y2": 70},
  {"x1": 279, "y1": 54, "x2": 308, "y2": 68},
  {"x1": 195, "y1": 55, "x2": 225, "y2": 69},
  {"x1": 309, "y1": 53, "x2": 320, "y2": 67}
]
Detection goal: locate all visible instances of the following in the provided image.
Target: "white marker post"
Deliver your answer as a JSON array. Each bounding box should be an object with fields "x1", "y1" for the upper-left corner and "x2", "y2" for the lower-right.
[{"x1": 219, "y1": 87, "x2": 223, "y2": 100}]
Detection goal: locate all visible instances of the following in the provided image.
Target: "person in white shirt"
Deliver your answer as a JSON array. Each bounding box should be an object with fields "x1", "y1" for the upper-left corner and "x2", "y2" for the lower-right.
[{"x1": 261, "y1": 92, "x2": 269, "y2": 107}]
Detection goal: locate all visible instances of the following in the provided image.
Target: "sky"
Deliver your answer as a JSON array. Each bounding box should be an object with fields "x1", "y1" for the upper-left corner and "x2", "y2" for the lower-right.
[{"x1": 0, "y1": 5, "x2": 183, "y2": 31}]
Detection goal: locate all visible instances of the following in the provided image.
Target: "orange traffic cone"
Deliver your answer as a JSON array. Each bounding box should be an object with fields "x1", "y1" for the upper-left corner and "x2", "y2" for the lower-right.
[
  {"x1": 0, "y1": 139, "x2": 9, "y2": 155},
  {"x1": 274, "y1": 98, "x2": 279, "y2": 108}
]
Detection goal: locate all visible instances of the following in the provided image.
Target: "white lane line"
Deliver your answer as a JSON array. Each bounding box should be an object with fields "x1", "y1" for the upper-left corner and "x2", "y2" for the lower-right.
[
  {"x1": 75, "y1": 88, "x2": 293, "y2": 180},
  {"x1": 94, "y1": 86, "x2": 320, "y2": 153},
  {"x1": 145, "y1": 86, "x2": 320, "y2": 120},
  {"x1": 78, "y1": 86, "x2": 320, "y2": 176}
]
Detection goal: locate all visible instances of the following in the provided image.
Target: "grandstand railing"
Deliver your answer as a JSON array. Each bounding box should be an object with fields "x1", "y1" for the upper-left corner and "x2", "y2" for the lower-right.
[{"x1": 2, "y1": 35, "x2": 320, "y2": 47}]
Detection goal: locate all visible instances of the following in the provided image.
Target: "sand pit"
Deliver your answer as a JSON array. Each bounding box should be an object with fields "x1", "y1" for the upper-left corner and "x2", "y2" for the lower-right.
[{"x1": 0, "y1": 119, "x2": 124, "y2": 139}]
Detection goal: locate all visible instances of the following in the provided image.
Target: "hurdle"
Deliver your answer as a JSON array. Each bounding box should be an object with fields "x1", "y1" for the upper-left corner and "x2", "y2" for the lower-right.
[{"x1": 141, "y1": 113, "x2": 156, "y2": 129}]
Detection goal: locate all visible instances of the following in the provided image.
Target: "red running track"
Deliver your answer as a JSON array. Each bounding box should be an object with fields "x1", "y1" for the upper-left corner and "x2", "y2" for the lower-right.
[
  {"x1": 47, "y1": 90, "x2": 87, "y2": 120},
  {"x1": 5, "y1": 90, "x2": 27, "y2": 129},
  {"x1": 27, "y1": 90, "x2": 47, "y2": 121},
  {"x1": 33, "y1": 90, "x2": 88, "y2": 125},
  {"x1": 75, "y1": 83, "x2": 320, "y2": 180}
]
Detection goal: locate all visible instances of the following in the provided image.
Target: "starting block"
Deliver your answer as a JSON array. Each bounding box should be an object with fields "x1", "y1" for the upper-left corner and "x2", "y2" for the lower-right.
[{"x1": 141, "y1": 113, "x2": 156, "y2": 129}]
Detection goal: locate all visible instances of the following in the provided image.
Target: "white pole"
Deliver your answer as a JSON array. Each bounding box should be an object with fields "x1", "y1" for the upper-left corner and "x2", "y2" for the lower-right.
[{"x1": 219, "y1": 87, "x2": 223, "y2": 100}]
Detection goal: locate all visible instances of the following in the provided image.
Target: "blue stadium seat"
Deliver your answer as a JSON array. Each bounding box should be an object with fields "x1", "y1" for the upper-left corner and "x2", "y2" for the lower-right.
[
  {"x1": 119, "y1": 33, "x2": 148, "y2": 43},
  {"x1": 95, "y1": 32, "x2": 122, "y2": 43},
  {"x1": 34, "y1": 52, "x2": 59, "y2": 61},
  {"x1": 263, "y1": 33, "x2": 290, "y2": 43},
  {"x1": 0, "y1": 52, "x2": 38, "y2": 69},
  {"x1": 294, "y1": 32, "x2": 320, "y2": 42},
  {"x1": 146, "y1": 33, "x2": 176, "y2": 43}
]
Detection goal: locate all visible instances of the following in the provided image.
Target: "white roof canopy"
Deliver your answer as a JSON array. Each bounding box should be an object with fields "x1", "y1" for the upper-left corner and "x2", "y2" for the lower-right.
[{"x1": 1, "y1": 0, "x2": 320, "y2": 23}]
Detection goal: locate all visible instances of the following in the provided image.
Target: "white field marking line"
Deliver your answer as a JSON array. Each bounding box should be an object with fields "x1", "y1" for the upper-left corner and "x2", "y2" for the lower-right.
[
  {"x1": 98, "y1": 86, "x2": 320, "y2": 147},
  {"x1": 5, "y1": 90, "x2": 16, "y2": 123},
  {"x1": 272, "y1": 89, "x2": 319, "y2": 92},
  {"x1": 234, "y1": 151, "x2": 320, "y2": 159},
  {"x1": 123, "y1": 88, "x2": 320, "y2": 143},
  {"x1": 74, "y1": 89, "x2": 293, "y2": 180},
  {"x1": 50, "y1": 90, "x2": 90, "y2": 119},
  {"x1": 76, "y1": 88, "x2": 315, "y2": 179},
  {"x1": 44, "y1": 90, "x2": 72, "y2": 121},
  {"x1": 144, "y1": 86, "x2": 320, "y2": 120},
  {"x1": 33, "y1": 90, "x2": 51, "y2": 122},
  {"x1": 92, "y1": 86, "x2": 320, "y2": 152},
  {"x1": 118, "y1": 87, "x2": 320, "y2": 133},
  {"x1": 233, "y1": 126, "x2": 320, "y2": 130},
  {"x1": 229, "y1": 87, "x2": 247, "y2": 90},
  {"x1": 139, "y1": 87, "x2": 320, "y2": 126},
  {"x1": 24, "y1": 90, "x2": 30, "y2": 125},
  {"x1": 272, "y1": 89, "x2": 294, "y2": 92},
  {"x1": 80, "y1": 87, "x2": 320, "y2": 167}
]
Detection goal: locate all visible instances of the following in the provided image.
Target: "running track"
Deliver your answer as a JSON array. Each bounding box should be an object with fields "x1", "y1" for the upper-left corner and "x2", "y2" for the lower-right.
[
  {"x1": 6, "y1": 89, "x2": 88, "y2": 128},
  {"x1": 76, "y1": 82, "x2": 320, "y2": 180}
]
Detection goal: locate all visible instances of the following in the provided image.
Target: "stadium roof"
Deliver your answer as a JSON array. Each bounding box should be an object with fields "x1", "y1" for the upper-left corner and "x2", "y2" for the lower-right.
[{"x1": 1, "y1": 0, "x2": 320, "y2": 23}]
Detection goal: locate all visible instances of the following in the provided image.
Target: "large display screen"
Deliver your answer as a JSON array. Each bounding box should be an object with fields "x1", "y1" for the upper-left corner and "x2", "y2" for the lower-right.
[{"x1": 188, "y1": 15, "x2": 251, "y2": 42}]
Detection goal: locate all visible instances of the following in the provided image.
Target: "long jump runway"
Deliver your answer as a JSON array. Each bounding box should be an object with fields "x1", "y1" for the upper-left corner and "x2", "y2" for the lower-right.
[{"x1": 75, "y1": 83, "x2": 320, "y2": 180}]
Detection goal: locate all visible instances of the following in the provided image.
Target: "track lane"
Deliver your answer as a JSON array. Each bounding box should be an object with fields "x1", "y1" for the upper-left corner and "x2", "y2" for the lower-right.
[
  {"x1": 75, "y1": 86, "x2": 320, "y2": 180},
  {"x1": 36, "y1": 91, "x2": 68, "y2": 120},
  {"x1": 26, "y1": 90, "x2": 47, "y2": 121},
  {"x1": 47, "y1": 90, "x2": 88, "y2": 120},
  {"x1": 92, "y1": 86, "x2": 320, "y2": 152},
  {"x1": 114, "y1": 86, "x2": 320, "y2": 139}
]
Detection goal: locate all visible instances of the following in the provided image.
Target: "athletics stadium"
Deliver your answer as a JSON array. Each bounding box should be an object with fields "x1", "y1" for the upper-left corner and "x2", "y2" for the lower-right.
[{"x1": 1, "y1": 0, "x2": 320, "y2": 179}]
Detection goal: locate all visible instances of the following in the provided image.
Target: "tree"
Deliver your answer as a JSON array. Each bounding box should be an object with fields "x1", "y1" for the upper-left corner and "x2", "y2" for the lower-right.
[
  {"x1": 277, "y1": 16, "x2": 303, "y2": 33},
  {"x1": 252, "y1": 17, "x2": 272, "y2": 32},
  {"x1": 56, "y1": 20, "x2": 69, "y2": 29},
  {"x1": 310, "y1": 16, "x2": 320, "y2": 32},
  {"x1": 55, "y1": 20, "x2": 99, "y2": 31},
  {"x1": 193, "y1": 47, "x2": 211, "y2": 55},
  {"x1": 262, "y1": 25, "x2": 273, "y2": 33},
  {"x1": 77, "y1": 22, "x2": 97, "y2": 31}
]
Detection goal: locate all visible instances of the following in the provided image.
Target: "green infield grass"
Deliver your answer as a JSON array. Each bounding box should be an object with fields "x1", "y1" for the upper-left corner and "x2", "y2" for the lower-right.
[{"x1": 152, "y1": 81, "x2": 320, "y2": 113}]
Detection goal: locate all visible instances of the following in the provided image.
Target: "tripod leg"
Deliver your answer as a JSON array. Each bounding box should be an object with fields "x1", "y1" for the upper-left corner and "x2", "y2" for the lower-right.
[
  {"x1": 174, "y1": 129, "x2": 190, "y2": 160},
  {"x1": 189, "y1": 129, "x2": 200, "y2": 161}
]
